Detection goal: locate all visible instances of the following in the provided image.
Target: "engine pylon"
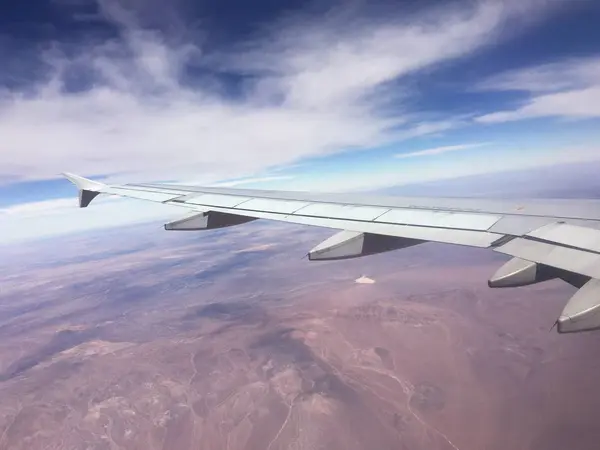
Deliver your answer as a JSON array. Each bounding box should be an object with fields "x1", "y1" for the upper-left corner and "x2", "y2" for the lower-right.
[{"x1": 165, "y1": 211, "x2": 255, "y2": 230}]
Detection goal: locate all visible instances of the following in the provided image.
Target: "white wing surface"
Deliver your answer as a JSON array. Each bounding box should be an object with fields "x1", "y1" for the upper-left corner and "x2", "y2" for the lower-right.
[{"x1": 63, "y1": 173, "x2": 600, "y2": 334}]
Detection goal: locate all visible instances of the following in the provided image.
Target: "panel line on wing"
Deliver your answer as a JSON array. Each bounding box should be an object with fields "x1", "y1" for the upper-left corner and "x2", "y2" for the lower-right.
[
  {"x1": 372, "y1": 209, "x2": 393, "y2": 222},
  {"x1": 522, "y1": 236, "x2": 600, "y2": 256},
  {"x1": 290, "y1": 203, "x2": 313, "y2": 215},
  {"x1": 231, "y1": 197, "x2": 255, "y2": 208}
]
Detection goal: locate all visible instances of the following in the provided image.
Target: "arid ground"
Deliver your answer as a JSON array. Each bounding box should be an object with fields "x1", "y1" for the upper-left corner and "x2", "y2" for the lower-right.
[{"x1": 1, "y1": 220, "x2": 599, "y2": 450}]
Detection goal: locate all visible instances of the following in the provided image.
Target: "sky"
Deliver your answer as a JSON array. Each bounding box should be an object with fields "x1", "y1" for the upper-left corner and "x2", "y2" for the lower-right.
[{"x1": 1, "y1": 0, "x2": 600, "y2": 243}]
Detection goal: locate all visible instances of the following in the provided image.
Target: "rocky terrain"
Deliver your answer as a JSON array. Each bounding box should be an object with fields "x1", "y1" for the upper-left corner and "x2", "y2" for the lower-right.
[{"x1": 1, "y1": 220, "x2": 600, "y2": 450}]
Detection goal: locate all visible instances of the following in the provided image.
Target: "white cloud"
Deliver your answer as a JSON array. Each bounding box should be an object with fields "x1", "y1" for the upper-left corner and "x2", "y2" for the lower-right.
[
  {"x1": 478, "y1": 86, "x2": 600, "y2": 123},
  {"x1": 476, "y1": 56, "x2": 600, "y2": 123},
  {"x1": 0, "y1": 195, "x2": 185, "y2": 243},
  {"x1": 0, "y1": 198, "x2": 83, "y2": 217},
  {"x1": 0, "y1": 194, "x2": 129, "y2": 217},
  {"x1": 395, "y1": 142, "x2": 489, "y2": 159},
  {"x1": 290, "y1": 145, "x2": 600, "y2": 193},
  {"x1": 0, "y1": 0, "x2": 563, "y2": 185},
  {"x1": 477, "y1": 57, "x2": 600, "y2": 93},
  {"x1": 210, "y1": 175, "x2": 295, "y2": 187}
]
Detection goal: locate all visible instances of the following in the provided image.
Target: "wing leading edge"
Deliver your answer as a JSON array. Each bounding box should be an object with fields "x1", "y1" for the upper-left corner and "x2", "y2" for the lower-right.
[{"x1": 62, "y1": 173, "x2": 600, "y2": 334}]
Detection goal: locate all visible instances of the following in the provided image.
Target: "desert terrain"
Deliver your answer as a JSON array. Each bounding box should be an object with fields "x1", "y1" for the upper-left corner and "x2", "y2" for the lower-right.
[{"x1": 1, "y1": 219, "x2": 600, "y2": 450}]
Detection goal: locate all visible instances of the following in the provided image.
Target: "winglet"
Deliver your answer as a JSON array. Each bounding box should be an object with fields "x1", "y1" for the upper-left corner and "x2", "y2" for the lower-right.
[{"x1": 62, "y1": 173, "x2": 106, "y2": 208}]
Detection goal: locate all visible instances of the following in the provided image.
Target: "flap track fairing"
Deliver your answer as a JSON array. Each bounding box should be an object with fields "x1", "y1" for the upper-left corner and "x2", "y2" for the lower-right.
[
  {"x1": 165, "y1": 211, "x2": 256, "y2": 231},
  {"x1": 308, "y1": 230, "x2": 424, "y2": 261}
]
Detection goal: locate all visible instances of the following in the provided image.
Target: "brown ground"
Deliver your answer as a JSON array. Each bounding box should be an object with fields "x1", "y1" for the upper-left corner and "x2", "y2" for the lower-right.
[{"x1": 1, "y1": 221, "x2": 599, "y2": 450}]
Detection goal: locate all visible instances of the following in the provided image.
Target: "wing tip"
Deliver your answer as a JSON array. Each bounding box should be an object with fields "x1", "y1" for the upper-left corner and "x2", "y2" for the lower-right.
[
  {"x1": 62, "y1": 173, "x2": 106, "y2": 208},
  {"x1": 62, "y1": 172, "x2": 105, "y2": 191}
]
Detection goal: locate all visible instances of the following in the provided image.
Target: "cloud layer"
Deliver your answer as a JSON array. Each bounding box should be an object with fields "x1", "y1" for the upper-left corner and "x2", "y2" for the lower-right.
[
  {"x1": 0, "y1": 0, "x2": 565, "y2": 185},
  {"x1": 477, "y1": 56, "x2": 600, "y2": 123},
  {"x1": 395, "y1": 143, "x2": 489, "y2": 159}
]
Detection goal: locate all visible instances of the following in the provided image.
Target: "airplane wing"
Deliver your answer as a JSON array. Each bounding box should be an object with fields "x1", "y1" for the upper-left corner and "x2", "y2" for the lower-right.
[{"x1": 63, "y1": 172, "x2": 600, "y2": 334}]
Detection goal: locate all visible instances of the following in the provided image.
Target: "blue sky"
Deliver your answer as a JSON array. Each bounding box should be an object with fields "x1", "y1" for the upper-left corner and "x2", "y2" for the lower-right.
[{"x1": 1, "y1": 0, "x2": 600, "y2": 243}]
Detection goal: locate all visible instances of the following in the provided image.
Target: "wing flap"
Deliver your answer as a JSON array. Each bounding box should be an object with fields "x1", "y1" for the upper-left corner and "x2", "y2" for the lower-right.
[
  {"x1": 290, "y1": 203, "x2": 390, "y2": 221},
  {"x1": 232, "y1": 198, "x2": 310, "y2": 214},
  {"x1": 488, "y1": 216, "x2": 556, "y2": 235},
  {"x1": 495, "y1": 238, "x2": 600, "y2": 279},
  {"x1": 527, "y1": 222, "x2": 600, "y2": 254},
  {"x1": 375, "y1": 208, "x2": 500, "y2": 230}
]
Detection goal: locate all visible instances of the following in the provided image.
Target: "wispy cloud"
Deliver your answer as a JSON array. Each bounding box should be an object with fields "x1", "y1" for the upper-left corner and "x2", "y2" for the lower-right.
[
  {"x1": 0, "y1": 198, "x2": 80, "y2": 217},
  {"x1": 477, "y1": 86, "x2": 600, "y2": 123},
  {"x1": 0, "y1": 195, "x2": 185, "y2": 243},
  {"x1": 0, "y1": 195, "x2": 122, "y2": 217},
  {"x1": 210, "y1": 175, "x2": 295, "y2": 187},
  {"x1": 0, "y1": 0, "x2": 564, "y2": 185},
  {"x1": 395, "y1": 143, "x2": 489, "y2": 159},
  {"x1": 476, "y1": 55, "x2": 600, "y2": 123},
  {"x1": 477, "y1": 57, "x2": 600, "y2": 93}
]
